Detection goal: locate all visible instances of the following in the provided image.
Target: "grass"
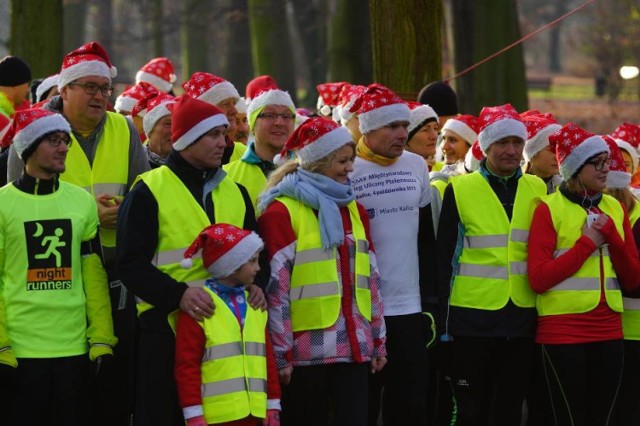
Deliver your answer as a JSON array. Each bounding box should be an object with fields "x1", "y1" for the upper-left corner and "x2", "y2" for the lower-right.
[{"x1": 529, "y1": 77, "x2": 640, "y2": 102}]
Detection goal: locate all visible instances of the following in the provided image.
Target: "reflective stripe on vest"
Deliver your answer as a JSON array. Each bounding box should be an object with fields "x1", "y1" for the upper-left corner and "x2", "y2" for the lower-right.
[
  {"x1": 135, "y1": 166, "x2": 245, "y2": 317},
  {"x1": 200, "y1": 289, "x2": 267, "y2": 423},
  {"x1": 277, "y1": 196, "x2": 372, "y2": 331},
  {"x1": 537, "y1": 192, "x2": 624, "y2": 316},
  {"x1": 224, "y1": 159, "x2": 267, "y2": 211},
  {"x1": 450, "y1": 172, "x2": 544, "y2": 310},
  {"x1": 61, "y1": 112, "x2": 130, "y2": 255}
]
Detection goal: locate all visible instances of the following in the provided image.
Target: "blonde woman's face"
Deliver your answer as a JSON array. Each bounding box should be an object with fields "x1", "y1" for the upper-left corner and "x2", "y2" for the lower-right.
[{"x1": 322, "y1": 145, "x2": 355, "y2": 184}]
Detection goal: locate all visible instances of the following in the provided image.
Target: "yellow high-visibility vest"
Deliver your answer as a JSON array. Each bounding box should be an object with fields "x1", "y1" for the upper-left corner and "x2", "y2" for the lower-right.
[
  {"x1": 277, "y1": 196, "x2": 371, "y2": 331},
  {"x1": 621, "y1": 201, "x2": 639, "y2": 339},
  {"x1": 200, "y1": 288, "x2": 267, "y2": 423},
  {"x1": 537, "y1": 192, "x2": 624, "y2": 316},
  {"x1": 224, "y1": 159, "x2": 267, "y2": 211},
  {"x1": 450, "y1": 172, "x2": 545, "y2": 310}
]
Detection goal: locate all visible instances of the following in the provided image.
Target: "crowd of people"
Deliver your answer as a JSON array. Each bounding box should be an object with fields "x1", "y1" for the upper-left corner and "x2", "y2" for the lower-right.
[{"x1": 0, "y1": 40, "x2": 639, "y2": 426}]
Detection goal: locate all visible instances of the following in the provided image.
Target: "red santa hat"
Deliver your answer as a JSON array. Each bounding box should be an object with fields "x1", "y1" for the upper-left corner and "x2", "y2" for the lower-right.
[
  {"x1": 247, "y1": 88, "x2": 295, "y2": 132},
  {"x1": 168, "y1": 95, "x2": 228, "y2": 151},
  {"x1": 316, "y1": 82, "x2": 347, "y2": 116},
  {"x1": 407, "y1": 101, "x2": 439, "y2": 137},
  {"x1": 142, "y1": 93, "x2": 175, "y2": 137},
  {"x1": 182, "y1": 72, "x2": 240, "y2": 106},
  {"x1": 350, "y1": 83, "x2": 410, "y2": 135},
  {"x1": 337, "y1": 84, "x2": 366, "y2": 125},
  {"x1": 11, "y1": 108, "x2": 71, "y2": 159},
  {"x1": 464, "y1": 140, "x2": 484, "y2": 172},
  {"x1": 280, "y1": 116, "x2": 353, "y2": 165},
  {"x1": 549, "y1": 122, "x2": 609, "y2": 180},
  {"x1": 114, "y1": 82, "x2": 158, "y2": 114},
  {"x1": 58, "y1": 41, "x2": 117, "y2": 89},
  {"x1": 245, "y1": 75, "x2": 279, "y2": 101},
  {"x1": 477, "y1": 104, "x2": 527, "y2": 153},
  {"x1": 521, "y1": 113, "x2": 562, "y2": 162},
  {"x1": 0, "y1": 114, "x2": 11, "y2": 148},
  {"x1": 135, "y1": 57, "x2": 176, "y2": 93},
  {"x1": 610, "y1": 123, "x2": 640, "y2": 172},
  {"x1": 442, "y1": 115, "x2": 480, "y2": 147},
  {"x1": 602, "y1": 135, "x2": 630, "y2": 188},
  {"x1": 35, "y1": 74, "x2": 59, "y2": 102},
  {"x1": 236, "y1": 97, "x2": 248, "y2": 115},
  {"x1": 181, "y1": 223, "x2": 263, "y2": 278}
]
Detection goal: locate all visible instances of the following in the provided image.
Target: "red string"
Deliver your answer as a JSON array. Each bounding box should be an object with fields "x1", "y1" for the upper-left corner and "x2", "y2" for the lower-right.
[{"x1": 445, "y1": 0, "x2": 598, "y2": 83}]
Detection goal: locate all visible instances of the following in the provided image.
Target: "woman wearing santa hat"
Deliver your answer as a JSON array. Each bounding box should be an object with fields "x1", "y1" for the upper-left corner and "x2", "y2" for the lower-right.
[
  {"x1": 528, "y1": 123, "x2": 640, "y2": 425},
  {"x1": 257, "y1": 117, "x2": 386, "y2": 426}
]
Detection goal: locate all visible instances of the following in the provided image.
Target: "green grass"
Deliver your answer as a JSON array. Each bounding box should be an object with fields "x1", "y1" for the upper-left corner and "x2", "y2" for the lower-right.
[{"x1": 529, "y1": 81, "x2": 640, "y2": 102}]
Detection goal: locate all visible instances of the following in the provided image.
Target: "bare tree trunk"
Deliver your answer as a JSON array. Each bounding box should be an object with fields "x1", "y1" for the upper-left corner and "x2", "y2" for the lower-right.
[
  {"x1": 327, "y1": 0, "x2": 372, "y2": 85},
  {"x1": 220, "y1": 0, "x2": 253, "y2": 92},
  {"x1": 180, "y1": 0, "x2": 209, "y2": 79},
  {"x1": 94, "y1": 0, "x2": 113, "y2": 56},
  {"x1": 63, "y1": 0, "x2": 86, "y2": 53},
  {"x1": 10, "y1": 0, "x2": 63, "y2": 78},
  {"x1": 369, "y1": 0, "x2": 442, "y2": 98},
  {"x1": 247, "y1": 0, "x2": 297, "y2": 101},
  {"x1": 150, "y1": 0, "x2": 164, "y2": 57}
]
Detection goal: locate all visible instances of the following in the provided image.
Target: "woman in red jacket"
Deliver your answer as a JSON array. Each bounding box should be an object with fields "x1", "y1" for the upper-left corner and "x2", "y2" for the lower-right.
[{"x1": 528, "y1": 123, "x2": 640, "y2": 425}]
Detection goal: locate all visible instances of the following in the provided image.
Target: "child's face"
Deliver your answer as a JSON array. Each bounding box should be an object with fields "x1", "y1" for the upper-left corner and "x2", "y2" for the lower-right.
[{"x1": 227, "y1": 250, "x2": 261, "y2": 287}]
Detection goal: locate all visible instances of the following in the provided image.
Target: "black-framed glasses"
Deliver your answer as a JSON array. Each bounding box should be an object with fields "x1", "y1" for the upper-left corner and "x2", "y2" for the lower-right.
[
  {"x1": 68, "y1": 82, "x2": 114, "y2": 97},
  {"x1": 44, "y1": 134, "x2": 72, "y2": 148},
  {"x1": 257, "y1": 112, "x2": 296, "y2": 121},
  {"x1": 585, "y1": 157, "x2": 611, "y2": 171}
]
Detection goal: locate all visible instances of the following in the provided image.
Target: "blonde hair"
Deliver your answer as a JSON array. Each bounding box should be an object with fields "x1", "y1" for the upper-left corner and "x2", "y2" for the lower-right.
[
  {"x1": 605, "y1": 187, "x2": 638, "y2": 214},
  {"x1": 264, "y1": 142, "x2": 356, "y2": 191}
]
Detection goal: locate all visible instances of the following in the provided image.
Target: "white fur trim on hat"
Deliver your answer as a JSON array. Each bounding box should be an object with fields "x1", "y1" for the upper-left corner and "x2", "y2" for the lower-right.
[
  {"x1": 358, "y1": 102, "x2": 411, "y2": 135},
  {"x1": 409, "y1": 105, "x2": 438, "y2": 134},
  {"x1": 136, "y1": 70, "x2": 173, "y2": 93},
  {"x1": 207, "y1": 232, "x2": 264, "y2": 278},
  {"x1": 297, "y1": 126, "x2": 353, "y2": 165},
  {"x1": 35, "y1": 74, "x2": 59, "y2": 102},
  {"x1": 114, "y1": 95, "x2": 137, "y2": 114},
  {"x1": 478, "y1": 118, "x2": 527, "y2": 153},
  {"x1": 143, "y1": 103, "x2": 173, "y2": 136},
  {"x1": 247, "y1": 89, "x2": 295, "y2": 117},
  {"x1": 339, "y1": 99, "x2": 357, "y2": 126},
  {"x1": 58, "y1": 60, "x2": 116, "y2": 89},
  {"x1": 236, "y1": 97, "x2": 248, "y2": 114},
  {"x1": 14, "y1": 114, "x2": 71, "y2": 159},
  {"x1": 523, "y1": 124, "x2": 562, "y2": 163},
  {"x1": 615, "y1": 139, "x2": 639, "y2": 172},
  {"x1": 560, "y1": 135, "x2": 609, "y2": 180},
  {"x1": 199, "y1": 81, "x2": 240, "y2": 106},
  {"x1": 464, "y1": 147, "x2": 482, "y2": 172},
  {"x1": 442, "y1": 119, "x2": 477, "y2": 146},
  {"x1": 607, "y1": 170, "x2": 631, "y2": 189},
  {"x1": 173, "y1": 114, "x2": 229, "y2": 151}
]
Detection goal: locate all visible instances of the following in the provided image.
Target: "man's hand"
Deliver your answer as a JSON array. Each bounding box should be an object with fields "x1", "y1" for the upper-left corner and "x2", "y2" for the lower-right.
[
  {"x1": 247, "y1": 284, "x2": 267, "y2": 311},
  {"x1": 279, "y1": 365, "x2": 293, "y2": 385},
  {"x1": 370, "y1": 356, "x2": 387, "y2": 374},
  {"x1": 263, "y1": 409, "x2": 280, "y2": 425},
  {"x1": 179, "y1": 287, "x2": 215, "y2": 321},
  {"x1": 95, "y1": 194, "x2": 121, "y2": 229}
]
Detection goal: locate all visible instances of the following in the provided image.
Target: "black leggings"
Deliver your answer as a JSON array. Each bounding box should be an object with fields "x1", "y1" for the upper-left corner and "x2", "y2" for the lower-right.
[
  {"x1": 541, "y1": 340, "x2": 624, "y2": 426},
  {"x1": 615, "y1": 340, "x2": 640, "y2": 424}
]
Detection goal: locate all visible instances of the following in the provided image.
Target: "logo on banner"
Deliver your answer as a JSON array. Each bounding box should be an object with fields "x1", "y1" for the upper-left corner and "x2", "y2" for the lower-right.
[{"x1": 24, "y1": 219, "x2": 73, "y2": 291}]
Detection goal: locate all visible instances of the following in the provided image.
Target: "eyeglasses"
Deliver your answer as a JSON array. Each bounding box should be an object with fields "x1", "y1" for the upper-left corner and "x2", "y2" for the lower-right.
[
  {"x1": 68, "y1": 82, "x2": 114, "y2": 97},
  {"x1": 585, "y1": 157, "x2": 611, "y2": 171},
  {"x1": 257, "y1": 112, "x2": 296, "y2": 121},
  {"x1": 44, "y1": 134, "x2": 72, "y2": 148}
]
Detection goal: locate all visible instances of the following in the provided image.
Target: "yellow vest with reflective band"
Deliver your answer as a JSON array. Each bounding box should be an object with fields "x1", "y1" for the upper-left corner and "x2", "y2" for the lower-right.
[
  {"x1": 450, "y1": 172, "x2": 545, "y2": 310},
  {"x1": 230, "y1": 142, "x2": 248, "y2": 163},
  {"x1": 622, "y1": 201, "x2": 640, "y2": 339},
  {"x1": 200, "y1": 287, "x2": 267, "y2": 423},
  {"x1": 537, "y1": 192, "x2": 624, "y2": 316},
  {"x1": 224, "y1": 160, "x2": 267, "y2": 211},
  {"x1": 134, "y1": 166, "x2": 246, "y2": 317},
  {"x1": 431, "y1": 178, "x2": 448, "y2": 200},
  {"x1": 277, "y1": 196, "x2": 371, "y2": 331},
  {"x1": 60, "y1": 112, "x2": 130, "y2": 252}
]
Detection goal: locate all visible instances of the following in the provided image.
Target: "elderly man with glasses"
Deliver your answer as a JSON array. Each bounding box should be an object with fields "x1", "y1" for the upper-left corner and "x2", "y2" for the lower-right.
[{"x1": 7, "y1": 42, "x2": 149, "y2": 426}]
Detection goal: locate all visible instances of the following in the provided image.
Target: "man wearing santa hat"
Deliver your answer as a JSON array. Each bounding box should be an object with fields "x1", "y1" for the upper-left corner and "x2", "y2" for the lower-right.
[
  {"x1": 437, "y1": 104, "x2": 546, "y2": 425},
  {"x1": 116, "y1": 95, "x2": 265, "y2": 426}
]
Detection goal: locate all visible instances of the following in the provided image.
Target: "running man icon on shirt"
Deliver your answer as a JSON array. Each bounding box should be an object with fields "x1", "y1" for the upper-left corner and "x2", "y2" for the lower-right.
[{"x1": 34, "y1": 226, "x2": 66, "y2": 268}]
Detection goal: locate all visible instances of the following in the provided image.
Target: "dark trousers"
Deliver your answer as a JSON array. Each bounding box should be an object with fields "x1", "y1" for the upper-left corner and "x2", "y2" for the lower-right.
[
  {"x1": 89, "y1": 262, "x2": 138, "y2": 426},
  {"x1": 451, "y1": 336, "x2": 534, "y2": 426},
  {"x1": 281, "y1": 362, "x2": 369, "y2": 426},
  {"x1": 426, "y1": 342, "x2": 456, "y2": 426},
  {"x1": 368, "y1": 313, "x2": 429, "y2": 426},
  {"x1": 615, "y1": 340, "x2": 640, "y2": 424},
  {"x1": 524, "y1": 344, "x2": 553, "y2": 426},
  {"x1": 134, "y1": 311, "x2": 184, "y2": 426},
  {"x1": 10, "y1": 355, "x2": 89, "y2": 426},
  {"x1": 542, "y1": 340, "x2": 624, "y2": 426}
]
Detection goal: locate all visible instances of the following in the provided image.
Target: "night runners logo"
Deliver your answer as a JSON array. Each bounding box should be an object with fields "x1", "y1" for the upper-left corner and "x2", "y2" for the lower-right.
[{"x1": 24, "y1": 220, "x2": 73, "y2": 291}]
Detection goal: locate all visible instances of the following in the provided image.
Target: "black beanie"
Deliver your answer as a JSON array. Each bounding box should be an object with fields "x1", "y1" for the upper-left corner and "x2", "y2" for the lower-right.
[
  {"x1": 417, "y1": 81, "x2": 458, "y2": 117},
  {"x1": 0, "y1": 56, "x2": 32, "y2": 87}
]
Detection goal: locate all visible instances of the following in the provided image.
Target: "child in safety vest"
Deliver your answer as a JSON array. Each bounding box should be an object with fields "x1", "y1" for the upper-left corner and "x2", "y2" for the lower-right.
[{"x1": 174, "y1": 223, "x2": 281, "y2": 426}]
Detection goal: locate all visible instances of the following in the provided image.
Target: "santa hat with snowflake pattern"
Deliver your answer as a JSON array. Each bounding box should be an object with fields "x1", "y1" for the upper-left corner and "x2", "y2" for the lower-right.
[{"x1": 549, "y1": 122, "x2": 609, "y2": 180}]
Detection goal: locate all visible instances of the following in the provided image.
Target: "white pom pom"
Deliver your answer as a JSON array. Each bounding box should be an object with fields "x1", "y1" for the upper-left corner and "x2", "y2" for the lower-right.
[
  {"x1": 180, "y1": 257, "x2": 193, "y2": 269},
  {"x1": 320, "y1": 105, "x2": 332, "y2": 116},
  {"x1": 110, "y1": 66, "x2": 118, "y2": 78}
]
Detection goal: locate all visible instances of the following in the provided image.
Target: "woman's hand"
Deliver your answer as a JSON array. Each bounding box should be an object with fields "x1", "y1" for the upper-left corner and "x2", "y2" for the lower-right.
[{"x1": 279, "y1": 365, "x2": 293, "y2": 385}]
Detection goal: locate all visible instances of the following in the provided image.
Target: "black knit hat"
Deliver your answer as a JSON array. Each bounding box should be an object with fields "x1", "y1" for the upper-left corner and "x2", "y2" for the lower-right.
[
  {"x1": 417, "y1": 81, "x2": 458, "y2": 117},
  {"x1": 0, "y1": 56, "x2": 32, "y2": 87}
]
